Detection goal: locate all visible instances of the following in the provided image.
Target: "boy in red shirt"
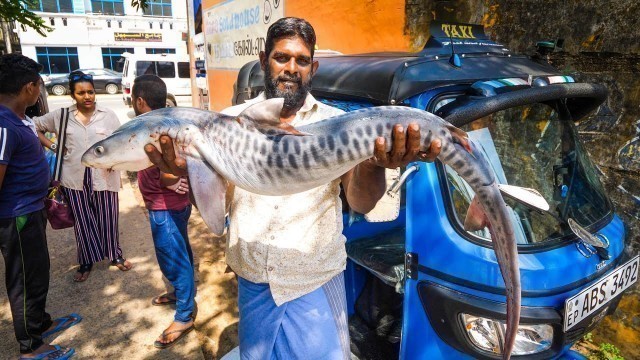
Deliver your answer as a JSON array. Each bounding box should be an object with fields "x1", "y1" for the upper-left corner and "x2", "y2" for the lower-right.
[{"x1": 132, "y1": 75, "x2": 195, "y2": 349}]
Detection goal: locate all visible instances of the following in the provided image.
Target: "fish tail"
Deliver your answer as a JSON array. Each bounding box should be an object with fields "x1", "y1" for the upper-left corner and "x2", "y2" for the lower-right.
[{"x1": 443, "y1": 139, "x2": 521, "y2": 360}]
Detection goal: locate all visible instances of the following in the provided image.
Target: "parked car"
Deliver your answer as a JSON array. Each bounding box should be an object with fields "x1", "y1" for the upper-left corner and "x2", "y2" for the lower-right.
[
  {"x1": 120, "y1": 52, "x2": 191, "y2": 107},
  {"x1": 45, "y1": 68, "x2": 122, "y2": 96},
  {"x1": 228, "y1": 21, "x2": 637, "y2": 360}
]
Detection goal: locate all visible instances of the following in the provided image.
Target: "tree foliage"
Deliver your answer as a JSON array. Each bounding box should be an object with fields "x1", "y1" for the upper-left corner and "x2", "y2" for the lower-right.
[
  {"x1": 130, "y1": 0, "x2": 149, "y2": 11},
  {"x1": 0, "y1": 1, "x2": 149, "y2": 38},
  {"x1": 0, "y1": 0, "x2": 52, "y2": 37}
]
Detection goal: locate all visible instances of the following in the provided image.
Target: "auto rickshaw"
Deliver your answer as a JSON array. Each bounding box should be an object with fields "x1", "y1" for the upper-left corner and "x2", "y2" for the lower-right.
[{"x1": 228, "y1": 21, "x2": 637, "y2": 359}]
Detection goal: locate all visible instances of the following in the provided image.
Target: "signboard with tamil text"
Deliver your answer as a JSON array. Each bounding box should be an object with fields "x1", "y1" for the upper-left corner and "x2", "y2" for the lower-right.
[
  {"x1": 204, "y1": 0, "x2": 284, "y2": 70},
  {"x1": 114, "y1": 32, "x2": 162, "y2": 42}
]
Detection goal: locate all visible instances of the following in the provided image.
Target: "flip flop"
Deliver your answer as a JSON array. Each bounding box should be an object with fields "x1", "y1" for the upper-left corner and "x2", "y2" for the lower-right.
[
  {"x1": 151, "y1": 293, "x2": 177, "y2": 306},
  {"x1": 42, "y1": 313, "x2": 82, "y2": 339},
  {"x1": 19, "y1": 345, "x2": 75, "y2": 360},
  {"x1": 73, "y1": 264, "x2": 92, "y2": 283},
  {"x1": 110, "y1": 257, "x2": 133, "y2": 271},
  {"x1": 153, "y1": 325, "x2": 195, "y2": 349}
]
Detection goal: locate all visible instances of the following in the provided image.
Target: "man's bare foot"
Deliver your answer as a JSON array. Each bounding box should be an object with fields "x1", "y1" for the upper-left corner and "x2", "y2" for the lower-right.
[{"x1": 154, "y1": 320, "x2": 194, "y2": 349}]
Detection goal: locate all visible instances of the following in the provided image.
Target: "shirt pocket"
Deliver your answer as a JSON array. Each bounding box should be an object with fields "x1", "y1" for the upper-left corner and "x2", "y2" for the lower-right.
[{"x1": 95, "y1": 127, "x2": 113, "y2": 139}]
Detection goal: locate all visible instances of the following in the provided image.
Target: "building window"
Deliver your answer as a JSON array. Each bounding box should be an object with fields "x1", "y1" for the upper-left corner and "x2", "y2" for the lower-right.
[
  {"x1": 145, "y1": 48, "x2": 176, "y2": 54},
  {"x1": 143, "y1": 0, "x2": 172, "y2": 17},
  {"x1": 102, "y1": 48, "x2": 133, "y2": 72},
  {"x1": 27, "y1": 0, "x2": 74, "y2": 13},
  {"x1": 36, "y1": 47, "x2": 79, "y2": 74},
  {"x1": 91, "y1": 0, "x2": 125, "y2": 15}
]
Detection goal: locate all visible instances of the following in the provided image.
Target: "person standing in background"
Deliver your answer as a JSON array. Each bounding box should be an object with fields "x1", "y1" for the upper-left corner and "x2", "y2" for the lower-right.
[
  {"x1": 34, "y1": 71, "x2": 133, "y2": 282},
  {"x1": 132, "y1": 74, "x2": 196, "y2": 349}
]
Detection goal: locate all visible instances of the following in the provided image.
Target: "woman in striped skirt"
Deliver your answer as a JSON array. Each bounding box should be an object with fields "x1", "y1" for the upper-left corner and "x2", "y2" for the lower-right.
[{"x1": 35, "y1": 71, "x2": 133, "y2": 282}]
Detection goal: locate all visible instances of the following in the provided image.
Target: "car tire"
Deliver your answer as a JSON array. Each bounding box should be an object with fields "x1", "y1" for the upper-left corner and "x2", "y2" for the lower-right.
[
  {"x1": 166, "y1": 98, "x2": 177, "y2": 107},
  {"x1": 51, "y1": 85, "x2": 66, "y2": 96},
  {"x1": 105, "y1": 83, "x2": 119, "y2": 95}
]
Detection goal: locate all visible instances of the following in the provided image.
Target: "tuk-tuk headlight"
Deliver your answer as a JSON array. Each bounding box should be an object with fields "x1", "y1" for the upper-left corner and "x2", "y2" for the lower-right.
[{"x1": 460, "y1": 314, "x2": 553, "y2": 355}]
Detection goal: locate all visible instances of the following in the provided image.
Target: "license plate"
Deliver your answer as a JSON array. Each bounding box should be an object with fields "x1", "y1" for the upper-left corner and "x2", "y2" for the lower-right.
[{"x1": 564, "y1": 255, "x2": 639, "y2": 331}]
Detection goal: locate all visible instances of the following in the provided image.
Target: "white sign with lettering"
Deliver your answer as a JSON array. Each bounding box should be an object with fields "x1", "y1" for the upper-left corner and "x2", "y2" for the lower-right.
[{"x1": 204, "y1": 0, "x2": 284, "y2": 70}]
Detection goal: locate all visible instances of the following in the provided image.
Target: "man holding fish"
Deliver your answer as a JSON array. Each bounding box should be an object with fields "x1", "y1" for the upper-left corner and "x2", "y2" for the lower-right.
[{"x1": 144, "y1": 17, "x2": 448, "y2": 359}]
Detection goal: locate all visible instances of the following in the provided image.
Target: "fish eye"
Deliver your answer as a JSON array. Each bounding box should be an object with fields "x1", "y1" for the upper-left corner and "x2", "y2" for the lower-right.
[{"x1": 94, "y1": 146, "x2": 105, "y2": 156}]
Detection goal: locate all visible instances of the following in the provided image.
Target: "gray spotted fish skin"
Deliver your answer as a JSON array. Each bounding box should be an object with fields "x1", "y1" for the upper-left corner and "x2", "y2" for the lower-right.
[{"x1": 202, "y1": 106, "x2": 494, "y2": 195}]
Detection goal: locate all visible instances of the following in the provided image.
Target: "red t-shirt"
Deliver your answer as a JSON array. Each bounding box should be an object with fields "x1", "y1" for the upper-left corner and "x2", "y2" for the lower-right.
[{"x1": 137, "y1": 167, "x2": 190, "y2": 211}]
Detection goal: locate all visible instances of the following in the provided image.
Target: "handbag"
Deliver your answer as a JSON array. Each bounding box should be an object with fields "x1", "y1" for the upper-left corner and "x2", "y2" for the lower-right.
[{"x1": 45, "y1": 108, "x2": 75, "y2": 229}]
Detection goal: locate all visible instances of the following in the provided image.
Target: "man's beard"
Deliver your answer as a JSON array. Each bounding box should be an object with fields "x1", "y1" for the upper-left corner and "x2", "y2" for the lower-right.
[{"x1": 264, "y1": 66, "x2": 311, "y2": 111}]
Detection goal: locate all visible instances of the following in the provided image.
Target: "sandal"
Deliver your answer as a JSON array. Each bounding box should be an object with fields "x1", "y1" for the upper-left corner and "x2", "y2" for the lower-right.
[
  {"x1": 19, "y1": 345, "x2": 75, "y2": 360},
  {"x1": 151, "y1": 293, "x2": 177, "y2": 306},
  {"x1": 73, "y1": 264, "x2": 92, "y2": 282},
  {"x1": 153, "y1": 324, "x2": 194, "y2": 349},
  {"x1": 110, "y1": 257, "x2": 133, "y2": 271},
  {"x1": 42, "y1": 313, "x2": 82, "y2": 339}
]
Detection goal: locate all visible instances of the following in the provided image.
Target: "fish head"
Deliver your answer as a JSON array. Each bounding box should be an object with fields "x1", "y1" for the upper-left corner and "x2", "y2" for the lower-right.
[{"x1": 81, "y1": 121, "x2": 154, "y2": 171}]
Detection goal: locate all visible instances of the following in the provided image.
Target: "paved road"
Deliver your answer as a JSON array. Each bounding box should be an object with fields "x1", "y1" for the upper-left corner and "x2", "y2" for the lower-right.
[{"x1": 46, "y1": 94, "x2": 194, "y2": 125}]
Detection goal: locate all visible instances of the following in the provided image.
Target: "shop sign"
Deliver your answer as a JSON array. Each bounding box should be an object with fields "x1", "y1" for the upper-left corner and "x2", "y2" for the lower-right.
[
  {"x1": 114, "y1": 32, "x2": 163, "y2": 42},
  {"x1": 204, "y1": 0, "x2": 284, "y2": 70}
]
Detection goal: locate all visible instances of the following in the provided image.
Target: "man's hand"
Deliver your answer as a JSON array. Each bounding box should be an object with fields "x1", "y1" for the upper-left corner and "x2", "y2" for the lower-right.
[
  {"x1": 166, "y1": 176, "x2": 189, "y2": 194},
  {"x1": 369, "y1": 123, "x2": 442, "y2": 169},
  {"x1": 144, "y1": 135, "x2": 188, "y2": 176}
]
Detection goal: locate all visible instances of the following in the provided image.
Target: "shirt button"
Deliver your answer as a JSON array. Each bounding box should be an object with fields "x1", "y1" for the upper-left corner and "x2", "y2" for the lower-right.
[
  {"x1": 270, "y1": 235, "x2": 275, "y2": 240},
  {"x1": 267, "y1": 266, "x2": 274, "y2": 271},
  {"x1": 274, "y1": 205, "x2": 278, "y2": 209}
]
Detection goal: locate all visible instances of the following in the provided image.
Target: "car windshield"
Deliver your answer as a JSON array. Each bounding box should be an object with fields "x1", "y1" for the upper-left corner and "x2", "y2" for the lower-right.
[{"x1": 442, "y1": 102, "x2": 612, "y2": 245}]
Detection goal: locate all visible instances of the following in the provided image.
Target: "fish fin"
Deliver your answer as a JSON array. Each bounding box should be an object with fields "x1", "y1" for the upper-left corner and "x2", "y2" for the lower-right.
[
  {"x1": 446, "y1": 124, "x2": 472, "y2": 153},
  {"x1": 463, "y1": 195, "x2": 490, "y2": 231},
  {"x1": 238, "y1": 97, "x2": 284, "y2": 126},
  {"x1": 238, "y1": 98, "x2": 309, "y2": 136},
  {"x1": 186, "y1": 158, "x2": 227, "y2": 236}
]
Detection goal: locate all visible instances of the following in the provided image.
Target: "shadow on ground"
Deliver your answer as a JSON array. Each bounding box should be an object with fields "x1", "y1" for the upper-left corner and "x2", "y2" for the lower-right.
[{"x1": 0, "y1": 173, "x2": 238, "y2": 359}]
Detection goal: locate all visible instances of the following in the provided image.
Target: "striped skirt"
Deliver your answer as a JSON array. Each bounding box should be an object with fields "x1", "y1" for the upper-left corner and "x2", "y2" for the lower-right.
[{"x1": 61, "y1": 167, "x2": 121, "y2": 265}]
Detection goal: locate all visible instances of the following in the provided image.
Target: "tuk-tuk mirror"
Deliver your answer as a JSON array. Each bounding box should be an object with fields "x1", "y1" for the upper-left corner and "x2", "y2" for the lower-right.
[
  {"x1": 497, "y1": 184, "x2": 550, "y2": 212},
  {"x1": 365, "y1": 168, "x2": 402, "y2": 223}
]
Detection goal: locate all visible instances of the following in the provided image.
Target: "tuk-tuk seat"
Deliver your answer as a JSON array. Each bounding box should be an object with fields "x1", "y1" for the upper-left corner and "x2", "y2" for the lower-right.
[{"x1": 346, "y1": 227, "x2": 406, "y2": 292}]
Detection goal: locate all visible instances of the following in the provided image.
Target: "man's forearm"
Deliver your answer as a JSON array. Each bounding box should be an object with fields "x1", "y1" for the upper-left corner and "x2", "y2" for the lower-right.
[{"x1": 344, "y1": 161, "x2": 387, "y2": 214}]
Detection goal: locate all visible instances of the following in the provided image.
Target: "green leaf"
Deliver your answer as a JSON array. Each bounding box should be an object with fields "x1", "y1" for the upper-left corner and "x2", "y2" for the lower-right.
[{"x1": 0, "y1": 0, "x2": 53, "y2": 37}]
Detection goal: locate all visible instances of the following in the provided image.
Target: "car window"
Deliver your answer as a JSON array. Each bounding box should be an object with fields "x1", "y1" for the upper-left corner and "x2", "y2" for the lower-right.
[
  {"x1": 178, "y1": 62, "x2": 190, "y2": 78},
  {"x1": 136, "y1": 61, "x2": 156, "y2": 76},
  {"x1": 157, "y1": 61, "x2": 176, "y2": 78}
]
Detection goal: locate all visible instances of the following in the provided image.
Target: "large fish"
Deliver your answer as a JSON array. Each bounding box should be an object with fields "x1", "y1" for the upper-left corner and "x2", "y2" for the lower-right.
[{"x1": 81, "y1": 98, "x2": 520, "y2": 359}]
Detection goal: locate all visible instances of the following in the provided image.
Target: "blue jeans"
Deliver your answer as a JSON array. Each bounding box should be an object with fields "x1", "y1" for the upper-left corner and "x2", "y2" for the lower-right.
[{"x1": 149, "y1": 205, "x2": 195, "y2": 323}]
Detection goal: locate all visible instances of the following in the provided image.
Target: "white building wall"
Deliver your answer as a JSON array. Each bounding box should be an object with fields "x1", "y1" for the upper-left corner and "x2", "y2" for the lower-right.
[{"x1": 18, "y1": 0, "x2": 188, "y2": 73}]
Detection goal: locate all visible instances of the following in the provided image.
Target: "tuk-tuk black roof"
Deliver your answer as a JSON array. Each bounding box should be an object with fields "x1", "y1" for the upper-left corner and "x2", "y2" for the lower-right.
[{"x1": 233, "y1": 39, "x2": 560, "y2": 106}]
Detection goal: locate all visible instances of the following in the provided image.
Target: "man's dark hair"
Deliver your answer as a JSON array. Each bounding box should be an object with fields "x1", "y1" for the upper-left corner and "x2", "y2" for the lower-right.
[
  {"x1": 132, "y1": 74, "x2": 167, "y2": 110},
  {"x1": 264, "y1": 17, "x2": 316, "y2": 58},
  {"x1": 0, "y1": 54, "x2": 43, "y2": 95}
]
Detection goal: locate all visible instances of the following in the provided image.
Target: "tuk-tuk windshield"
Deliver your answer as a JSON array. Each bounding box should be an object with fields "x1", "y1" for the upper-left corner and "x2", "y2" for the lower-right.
[{"x1": 443, "y1": 102, "x2": 612, "y2": 245}]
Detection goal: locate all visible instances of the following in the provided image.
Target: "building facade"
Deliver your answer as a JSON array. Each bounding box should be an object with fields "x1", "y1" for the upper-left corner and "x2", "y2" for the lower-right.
[{"x1": 19, "y1": 0, "x2": 188, "y2": 74}]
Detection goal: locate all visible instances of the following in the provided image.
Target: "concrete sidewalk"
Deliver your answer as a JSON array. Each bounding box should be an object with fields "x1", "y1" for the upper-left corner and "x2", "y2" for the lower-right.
[{"x1": 0, "y1": 174, "x2": 239, "y2": 359}]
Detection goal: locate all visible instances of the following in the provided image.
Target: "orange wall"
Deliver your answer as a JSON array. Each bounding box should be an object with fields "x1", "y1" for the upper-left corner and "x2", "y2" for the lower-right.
[{"x1": 202, "y1": 0, "x2": 411, "y2": 110}]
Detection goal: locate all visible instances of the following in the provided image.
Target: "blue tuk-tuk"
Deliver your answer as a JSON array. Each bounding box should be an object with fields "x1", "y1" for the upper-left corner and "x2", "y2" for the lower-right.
[{"x1": 230, "y1": 21, "x2": 637, "y2": 359}]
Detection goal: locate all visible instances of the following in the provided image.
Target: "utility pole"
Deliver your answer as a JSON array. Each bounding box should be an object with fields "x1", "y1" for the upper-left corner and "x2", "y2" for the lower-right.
[{"x1": 1, "y1": 20, "x2": 13, "y2": 54}]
